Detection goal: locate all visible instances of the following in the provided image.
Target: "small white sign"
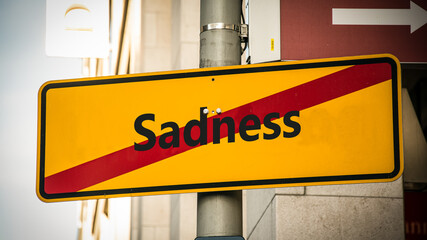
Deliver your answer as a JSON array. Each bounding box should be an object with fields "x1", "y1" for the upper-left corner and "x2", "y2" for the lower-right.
[
  {"x1": 46, "y1": 0, "x2": 109, "y2": 58},
  {"x1": 247, "y1": 0, "x2": 281, "y2": 64}
]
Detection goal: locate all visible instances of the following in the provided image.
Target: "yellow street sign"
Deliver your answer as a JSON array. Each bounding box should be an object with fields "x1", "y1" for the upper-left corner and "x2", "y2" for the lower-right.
[{"x1": 37, "y1": 54, "x2": 403, "y2": 202}]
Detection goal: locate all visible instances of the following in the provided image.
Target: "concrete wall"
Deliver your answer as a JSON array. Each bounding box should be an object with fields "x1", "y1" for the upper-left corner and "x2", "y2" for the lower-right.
[
  {"x1": 139, "y1": 0, "x2": 172, "y2": 72},
  {"x1": 247, "y1": 179, "x2": 404, "y2": 240},
  {"x1": 143, "y1": 196, "x2": 171, "y2": 240},
  {"x1": 171, "y1": 0, "x2": 200, "y2": 70},
  {"x1": 170, "y1": 193, "x2": 197, "y2": 240}
]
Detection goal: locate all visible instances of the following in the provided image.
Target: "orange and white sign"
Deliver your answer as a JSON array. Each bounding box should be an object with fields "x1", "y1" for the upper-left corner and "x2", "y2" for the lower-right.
[{"x1": 37, "y1": 54, "x2": 403, "y2": 202}]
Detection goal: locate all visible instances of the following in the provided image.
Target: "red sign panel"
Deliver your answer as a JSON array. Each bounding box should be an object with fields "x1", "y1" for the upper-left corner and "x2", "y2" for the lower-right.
[{"x1": 280, "y1": 0, "x2": 427, "y2": 62}]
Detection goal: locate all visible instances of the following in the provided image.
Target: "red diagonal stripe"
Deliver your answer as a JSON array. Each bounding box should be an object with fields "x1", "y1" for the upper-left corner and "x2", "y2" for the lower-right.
[{"x1": 44, "y1": 63, "x2": 391, "y2": 194}]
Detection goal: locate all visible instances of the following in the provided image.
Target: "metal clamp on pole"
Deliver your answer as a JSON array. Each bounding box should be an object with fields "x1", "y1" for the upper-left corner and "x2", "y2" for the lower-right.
[
  {"x1": 239, "y1": 24, "x2": 248, "y2": 43},
  {"x1": 201, "y1": 23, "x2": 241, "y2": 33},
  {"x1": 200, "y1": 23, "x2": 248, "y2": 43},
  {"x1": 195, "y1": 237, "x2": 245, "y2": 240}
]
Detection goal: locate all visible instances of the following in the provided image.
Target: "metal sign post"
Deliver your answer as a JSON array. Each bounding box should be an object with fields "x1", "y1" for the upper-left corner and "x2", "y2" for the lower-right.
[{"x1": 197, "y1": 0, "x2": 243, "y2": 239}]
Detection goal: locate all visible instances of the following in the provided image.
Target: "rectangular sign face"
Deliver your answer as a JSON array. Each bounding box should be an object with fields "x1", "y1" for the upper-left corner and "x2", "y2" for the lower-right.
[
  {"x1": 37, "y1": 54, "x2": 403, "y2": 202},
  {"x1": 280, "y1": 0, "x2": 427, "y2": 62}
]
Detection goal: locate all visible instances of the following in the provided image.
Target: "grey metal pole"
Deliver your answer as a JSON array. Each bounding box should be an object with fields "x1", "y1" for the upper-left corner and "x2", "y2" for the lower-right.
[
  {"x1": 197, "y1": 0, "x2": 243, "y2": 238},
  {"x1": 200, "y1": 0, "x2": 241, "y2": 68}
]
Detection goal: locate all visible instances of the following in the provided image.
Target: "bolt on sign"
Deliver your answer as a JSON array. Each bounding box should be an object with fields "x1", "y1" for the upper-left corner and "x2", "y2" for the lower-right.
[{"x1": 37, "y1": 54, "x2": 403, "y2": 202}]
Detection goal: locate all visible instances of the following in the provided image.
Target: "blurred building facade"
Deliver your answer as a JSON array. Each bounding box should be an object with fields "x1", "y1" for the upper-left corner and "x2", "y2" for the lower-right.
[{"x1": 74, "y1": 0, "x2": 426, "y2": 239}]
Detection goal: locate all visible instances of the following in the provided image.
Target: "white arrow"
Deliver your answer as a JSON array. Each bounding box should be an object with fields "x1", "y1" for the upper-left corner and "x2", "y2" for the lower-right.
[{"x1": 332, "y1": 1, "x2": 427, "y2": 33}]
